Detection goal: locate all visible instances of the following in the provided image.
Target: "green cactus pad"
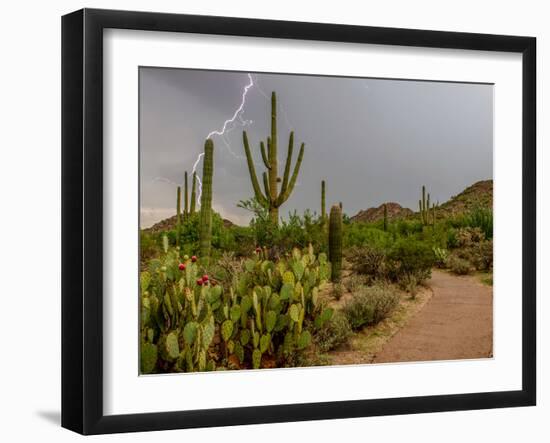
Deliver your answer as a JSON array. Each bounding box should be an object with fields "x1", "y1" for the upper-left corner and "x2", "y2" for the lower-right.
[
  {"x1": 252, "y1": 349, "x2": 262, "y2": 369},
  {"x1": 221, "y1": 320, "x2": 234, "y2": 342},
  {"x1": 240, "y1": 329, "x2": 251, "y2": 346},
  {"x1": 230, "y1": 305, "x2": 241, "y2": 323},
  {"x1": 265, "y1": 310, "x2": 277, "y2": 332},
  {"x1": 289, "y1": 304, "x2": 300, "y2": 322},
  {"x1": 235, "y1": 342, "x2": 244, "y2": 364},
  {"x1": 140, "y1": 271, "x2": 151, "y2": 292},
  {"x1": 282, "y1": 271, "x2": 295, "y2": 285},
  {"x1": 162, "y1": 331, "x2": 180, "y2": 361},
  {"x1": 202, "y1": 317, "x2": 215, "y2": 348},
  {"x1": 280, "y1": 283, "x2": 293, "y2": 300},
  {"x1": 260, "y1": 334, "x2": 271, "y2": 353},
  {"x1": 290, "y1": 261, "x2": 305, "y2": 281},
  {"x1": 183, "y1": 321, "x2": 198, "y2": 344},
  {"x1": 296, "y1": 330, "x2": 312, "y2": 350},
  {"x1": 140, "y1": 343, "x2": 158, "y2": 374}
]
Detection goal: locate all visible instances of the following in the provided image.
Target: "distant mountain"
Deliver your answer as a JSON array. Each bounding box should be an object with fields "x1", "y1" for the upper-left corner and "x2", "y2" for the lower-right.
[
  {"x1": 143, "y1": 214, "x2": 235, "y2": 234},
  {"x1": 349, "y1": 180, "x2": 493, "y2": 224},
  {"x1": 350, "y1": 202, "x2": 414, "y2": 223}
]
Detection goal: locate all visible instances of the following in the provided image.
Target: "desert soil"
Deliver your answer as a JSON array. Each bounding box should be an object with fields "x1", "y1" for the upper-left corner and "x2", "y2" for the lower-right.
[{"x1": 373, "y1": 269, "x2": 493, "y2": 363}]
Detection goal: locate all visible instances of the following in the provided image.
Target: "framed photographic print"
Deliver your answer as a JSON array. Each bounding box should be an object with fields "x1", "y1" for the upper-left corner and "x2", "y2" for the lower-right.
[{"x1": 61, "y1": 8, "x2": 536, "y2": 435}]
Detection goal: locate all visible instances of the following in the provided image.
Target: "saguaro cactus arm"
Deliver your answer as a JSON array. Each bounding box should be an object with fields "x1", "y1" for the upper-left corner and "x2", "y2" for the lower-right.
[
  {"x1": 279, "y1": 132, "x2": 294, "y2": 197},
  {"x1": 277, "y1": 142, "x2": 305, "y2": 206},
  {"x1": 260, "y1": 141, "x2": 271, "y2": 170},
  {"x1": 243, "y1": 131, "x2": 268, "y2": 206}
]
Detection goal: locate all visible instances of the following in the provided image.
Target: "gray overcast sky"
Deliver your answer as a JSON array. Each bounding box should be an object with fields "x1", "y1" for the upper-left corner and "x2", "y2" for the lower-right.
[{"x1": 139, "y1": 68, "x2": 493, "y2": 227}]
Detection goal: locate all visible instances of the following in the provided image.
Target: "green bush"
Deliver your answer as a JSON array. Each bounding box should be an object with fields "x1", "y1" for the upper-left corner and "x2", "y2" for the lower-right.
[
  {"x1": 341, "y1": 285, "x2": 400, "y2": 330},
  {"x1": 463, "y1": 206, "x2": 493, "y2": 240},
  {"x1": 471, "y1": 240, "x2": 493, "y2": 271},
  {"x1": 314, "y1": 310, "x2": 353, "y2": 352},
  {"x1": 343, "y1": 224, "x2": 393, "y2": 250},
  {"x1": 387, "y1": 238, "x2": 434, "y2": 283}
]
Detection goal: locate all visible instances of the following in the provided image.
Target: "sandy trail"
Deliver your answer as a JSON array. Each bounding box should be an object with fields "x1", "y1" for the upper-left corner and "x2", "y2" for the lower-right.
[{"x1": 373, "y1": 270, "x2": 493, "y2": 363}]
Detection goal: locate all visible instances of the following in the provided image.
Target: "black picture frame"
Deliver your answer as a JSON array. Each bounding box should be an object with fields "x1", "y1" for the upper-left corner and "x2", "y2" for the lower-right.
[{"x1": 62, "y1": 8, "x2": 536, "y2": 435}]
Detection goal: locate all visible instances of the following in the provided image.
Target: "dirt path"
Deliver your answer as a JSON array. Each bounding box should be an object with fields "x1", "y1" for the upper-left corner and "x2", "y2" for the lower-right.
[{"x1": 373, "y1": 270, "x2": 493, "y2": 363}]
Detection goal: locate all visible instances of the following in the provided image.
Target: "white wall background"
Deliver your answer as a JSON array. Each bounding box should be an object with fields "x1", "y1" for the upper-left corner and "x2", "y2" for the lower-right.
[{"x1": 0, "y1": 0, "x2": 546, "y2": 441}]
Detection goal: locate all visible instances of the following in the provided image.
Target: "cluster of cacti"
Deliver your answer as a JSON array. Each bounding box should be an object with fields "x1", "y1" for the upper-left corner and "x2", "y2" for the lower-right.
[
  {"x1": 140, "y1": 245, "x2": 332, "y2": 373},
  {"x1": 419, "y1": 185, "x2": 437, "y2": 227},
  {"x1": 199, "y1": 139, "x2": 214, "y2": 264},
  {"x1": 243, "y1": 92, "x2": 305, "y2": 225},
  {"x1": 140, "y1": 249, "x2": 218, "y2": 373},
  {"x1": 328, "y1": 204, "x2": 343, "y2": 282}
]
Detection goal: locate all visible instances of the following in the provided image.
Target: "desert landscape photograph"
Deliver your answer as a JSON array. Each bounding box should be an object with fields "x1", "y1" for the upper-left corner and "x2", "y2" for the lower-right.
[{"x1": 138, "y1": 68, "x2": 493, "y2": 374}]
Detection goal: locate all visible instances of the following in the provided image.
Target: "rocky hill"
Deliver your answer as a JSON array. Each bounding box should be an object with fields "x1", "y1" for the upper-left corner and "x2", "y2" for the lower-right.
[
  {"x1": 350, "y1": 202, "x2": 414, "y2": 223},
  {"x1": 438, "y1": 180, "x2": 493, "y2": 217},
  {"x1": 143, "y1": 214, "x2": 235, "y2": 234}
]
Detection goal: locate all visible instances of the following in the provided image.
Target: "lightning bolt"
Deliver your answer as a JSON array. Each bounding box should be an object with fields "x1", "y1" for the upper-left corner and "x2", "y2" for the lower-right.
[
  {"x1": 152, "y1": 72, "x2": 294, "y2": 210},
  {"x1": 192, "y1": 73, "x2": 255, "y2": 205}
]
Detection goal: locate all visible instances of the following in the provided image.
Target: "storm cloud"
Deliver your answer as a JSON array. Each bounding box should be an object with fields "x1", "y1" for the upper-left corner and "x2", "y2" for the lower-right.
[{"x1": 139, "y1": 68, "x2": 493, "y2": 227}]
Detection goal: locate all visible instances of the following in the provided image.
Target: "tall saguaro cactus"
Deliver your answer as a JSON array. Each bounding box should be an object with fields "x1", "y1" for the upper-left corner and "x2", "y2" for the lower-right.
[
  {"x1": 176, "y1": 186, "x2": 182, "y2": 247},
  {"x1": 419, "y1": 185, "x2": 438, "y2": 227},
  {"x1": 321, "y1": 180, "x2": 326, "y2": 222},
  {"x1": 199, "y1": 139, "x2": 214, "y2": 263},
  {"x1": 383, "y1": 203, "x2": 388, "y2": 232},
  {"x1": 189, "y1": 171, "x2": 197, "y2": 215},
  {"x1": 243, "y1": 92, "x2": 305, "y2": 225},
  {"x1": 328, "y1": 205, "x2": 343, "y2": 283},
  {"x1": 184, "y1": 171, "x2": 189, "y2": 218}
]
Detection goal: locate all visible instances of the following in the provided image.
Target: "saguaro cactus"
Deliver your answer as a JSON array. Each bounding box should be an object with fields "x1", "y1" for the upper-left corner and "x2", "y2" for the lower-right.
[
  {"x1": 199, "y1": 139, "x2": 214, "y2": 263},
  {"x1": 184, "y1": 171, "x2": 189, "y2": 218},
  {"x1": 189, "y1": 171, "x2": 197, "y2": 215},
  {"x1": 243, "y1": 92, "x2": 305, "y2": 225},
  {"x1": 419, "y1": 185, "x2": 433, "y2": 225},
  {"x1": 176, "y1": 186, "x2": 182, "y2": 247},
  {"x1": 321, "y1": 180, "x2": 326, "y2": 222},
  {"x1": 383, "y1": 203, "x2": 388, "y2": 232},
  {"x1": 328, "y1": 205, "x2": 343, "y2": 282}
]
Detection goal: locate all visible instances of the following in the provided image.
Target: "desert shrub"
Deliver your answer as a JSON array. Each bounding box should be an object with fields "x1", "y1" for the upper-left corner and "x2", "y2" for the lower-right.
[
  {"x1": 447, "y1": 254, "x2": 472, "y2": 275},
  {"x1": 343, "y1": 224, "x2": 393, "y2": 249},
  {"x1": 464, "y1": 206, "x2": 493, "y2": 239},
  {"x1": 332, "y1": 282, "x2": 344, "y2": 301},
  {"x1": 471, "y1": 240, "x2": 493, "y2": 271},
  {"x1": 386, "y1": 238, "x2": 434, "y2": 283},
  {"x1": 346, "y1": 246, "x2": 386, "y2": 281},
  {"x1": 314, "y1": 310, "x2": 353, "y2": 352},
  {"x1": 394, "y1": 219, "x2": 424, "y2": 236},
  {"x1": 455, "y1": 227, "x2": 485, "y2": 248},
  {"x1": 397, "y1": 272, "x2": 422, "y2": 298},
  {"x1": 344, "y1": 274, "x2": 367, "y2": 293},
  {"x1": 447, "y1": 228, "x2": 459, "y2": 249},
  {"x1": 433, "y1": 246, "x2": 448, "y2": 268},
  {"x1": 341, "y1": 285, "x2": 400, "y2": 330}
]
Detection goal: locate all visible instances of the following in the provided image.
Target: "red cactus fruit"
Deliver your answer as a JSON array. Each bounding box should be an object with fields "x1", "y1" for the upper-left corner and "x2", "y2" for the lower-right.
[
  {"x1": 196, "y1": 278, "x2": 203, "y2": 286},
  {"x1": 178, "y1": 263, "x2": 186, "y2": 271},
  {"x1": 202, "y1": 274, "x2": 209, "y2": 282},
  {"x1": 191, "y1": 255, "x2": 197, "y2": 262}
]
